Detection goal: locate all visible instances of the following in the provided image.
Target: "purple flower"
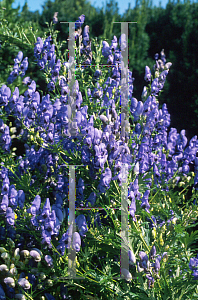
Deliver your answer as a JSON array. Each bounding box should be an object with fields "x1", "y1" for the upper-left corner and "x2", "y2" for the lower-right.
[
  {"x1": 149, "y1": 245, "x2": 156, "y2": 260},
  {"x1": 141, "y1": 190, "x2": 150, "y2": 213},
  {"x1": 119, "y1": 33, "x2": 127, "y2": 51},
  {"x1": 82, "y1": 25, "x2": 89, "y2": 46},
  {"x1": 146, "y1": 274, "x2": 154, "y2": 288},
  {"x1": 4, "y1": 277, "x2": 15, "y2": 288},
  {"x1": 53, "y1": 12, "x2": 58, "y2": 24},
  {"x1": 9, "y1": 185, "x2": 18, "y2": 208},
  {"x1": 45, "y1": 255, "x2": 54, "y2": 267},
  {"x1": 151, "y1": 78, "x2": 159, "y2": 95},
  {"x1": 154, "y1": 258, "x2": 160, "y2": 272},
  {"x1": 34, "y1": 37, "x2": 43, "y2": 58},
  {"x1": 110, "y1": 36, "x2": 118, "y2": 51},
  {"x1": 18, "y1": 277, "x2": 31, "y2": 289},
  {"x1": 47, "y1": 81, "x2": 55, "y2": 91},
  {"x1": 0, "y1": 283, "x2": 6, "y2": 299},
  {"x1": 72, "y1": 232, "x2": 81, "y2": 252},
  {"x1": 76, "y1": 214, "x2": 88, "y2": 237},
  {"x1": 139, "y1": 251, "x2": 148, "y2": 262},
  {"x1": 27, "y1": 195, "x2": 41, "y2": 216},
  {"x1": 0, "y1": 195, "x2": 9, "y2": 213},
  {"x1": 30, "y1": 249, "x2": 42, "y2": 262},
  {"x1": 24, "y1": 80, "x2": 36, "y2": 97},
  {"x1": 75, "y1": 14, "x2": 85, "y2": 29},
  {"x1": 86, "y1": 192, "x2": 96, "y2": 207},
  {"x1": 19, "y1": 57, "x2": 28, "y2": 76},
  {"x1": 189, "y1": 255, "x2": 198, "y2": 272},
  {"x1": 128, "y1": 250, "x2": 136, "y2": 264},
  {"x1": 102, "y1": 41, "x2": 112, "y2": 58},
  {"x1": 144, "y1": 66, "x2": 152, "y2": 82},
  {"x1": 40, "y1": 198, "x2": 51, "y2": 219},
  {"x1": 6, "y1": 207, "x2": 15, "y2": 226},
  {"x1": 129, "y1": 191, "x2": 136, "y2": 221},
  {"x1": 0, "y1": 85, "x2": 11, "y2": 106},
  {"x1": 14, "y1": 51, "x2": 23, "y2": 64},
  {"x1": 45, "y1": 293, "x2": 56, "y2": 300}
]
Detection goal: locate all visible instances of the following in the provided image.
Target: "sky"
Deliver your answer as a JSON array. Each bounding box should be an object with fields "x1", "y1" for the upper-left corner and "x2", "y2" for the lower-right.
[{"x1": 11, "y1": 0, "x2": 170, "y2": 16}]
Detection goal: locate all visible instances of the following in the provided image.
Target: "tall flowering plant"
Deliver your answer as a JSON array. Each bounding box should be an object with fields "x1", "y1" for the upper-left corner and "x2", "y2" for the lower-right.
[{"x1": 0, "y1": 13, "x2": 198, "y2": 299}]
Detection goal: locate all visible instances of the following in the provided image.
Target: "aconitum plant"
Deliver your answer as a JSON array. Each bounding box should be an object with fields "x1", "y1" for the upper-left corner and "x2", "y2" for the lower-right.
[{"x1": 0, "y1": 13, "x2": 198, "y2": 300}]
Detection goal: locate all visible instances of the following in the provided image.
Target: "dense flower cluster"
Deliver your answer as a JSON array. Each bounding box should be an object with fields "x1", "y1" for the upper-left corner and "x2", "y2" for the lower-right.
[{"x1": 0, "y1": 13, "x2": 197, "y2": 299}]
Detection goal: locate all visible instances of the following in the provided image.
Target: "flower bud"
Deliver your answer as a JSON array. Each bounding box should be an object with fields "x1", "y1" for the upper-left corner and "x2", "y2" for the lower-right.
[
  {"x1": 172, "y1": 217, "x2": 177, "y2": 225},
  {"x1": 152, "y1": 227, "x2": 156, "y2": 239},
  {"x1": 46, "y1": 279, "x2": 53, "y2": 286},
  {"x1": 176, "y1": 266, "x2": 180, "y2": 277},
  {"x1": 18, "y1": 277, "x2": 31, "y2": 289},
  {"x1": 21, "y1": 250, "x2": 30, "y2": 258},
  {"x1": 9, "y1": 264, "x2": 17, "y2": 276},
  {"x1": 164, "y1": 62, "x2": 172, "y2": 70},
  {"x1": 44, "y1": 255, "x2": 54, "y2": 267},
  {"x1": 7, "y1": 238, "x2": 15, "y2": 248},
  {"x1": 0, "y1": 247, "x2": 7, "y2": 253},
  {"x1": 36, "y1": 284, "x2": 43, "y2": 289},
  {"x1": 186, "y1": 176, "x2": 191, "y2": 182},
  {"x1": 30, "y1": 250, "x2": 42, "y2": 262},
  {"x1": 162, "y1": 252, "x2": 168, "y2": 262},
  {"x1": 0, "y1": 264, "x2": 9, "y2": 272},
  {"x1": 14, "y1": 248, "x2": 20, "y2": 260},
  {"x1": 159, "y1": 233, "x2": 164, "y2": 246},
  {"x1": 39, "y1": 272, "x2": 46, "y2": 280},
  {"x1": 133, "y1": 162, "x2": 139, "y2": 175},
  {"x1": 1, "y1": 252, "x2": 10, "y2": 260}
]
